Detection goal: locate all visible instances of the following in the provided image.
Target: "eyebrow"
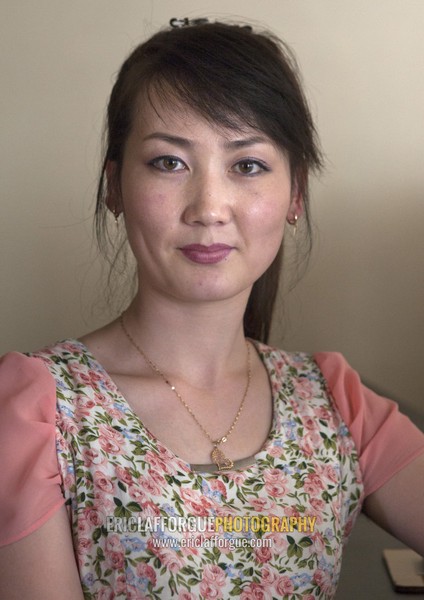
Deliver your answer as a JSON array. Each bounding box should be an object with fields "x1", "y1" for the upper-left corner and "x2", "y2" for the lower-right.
[
  {"x1": 142, "y1": 133, "x2": 192, "y2": 147},
  {"x1": 142, "y1": 132, "x2": 269, "y2": 149},
  {"x1": 223, "y1": 136, "x2": 269, "y2": 149}
]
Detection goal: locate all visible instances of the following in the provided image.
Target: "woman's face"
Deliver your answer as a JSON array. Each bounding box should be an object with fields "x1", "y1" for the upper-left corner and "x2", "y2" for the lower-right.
[{"x1": 113, "y1": 94, "x2": 300, "y2": 306}]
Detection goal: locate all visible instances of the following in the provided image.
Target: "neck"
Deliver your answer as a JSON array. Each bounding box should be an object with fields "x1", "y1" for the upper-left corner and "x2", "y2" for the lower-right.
[{"x1": 122, "y1": 287, "x2": 250, "y2": 384}]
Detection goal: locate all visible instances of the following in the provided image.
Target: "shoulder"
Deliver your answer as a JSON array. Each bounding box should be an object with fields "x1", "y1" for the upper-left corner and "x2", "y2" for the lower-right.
[
  {"x1": 251, "y1": 341, "x2": 336, "y2": 415},
  {"x1": 0, "y1": 351, "x2": 56, "y2": 418},
  {"x1": 253, "y1": 343, "x2": 348, "y2": 382},
  {"x1": 313, "y1": 350, "x2": 396, "y2": 426},
  {"x1": 0, "y1": 343, "x2": 72, "y2": 432},
  {"x1": 30, "y1": 338, "x2": 93, "y2": 366},
  {"x1": 0, "y1": 338, "x2": 104, "y2": 423},
  {"x1": 250, "y1": 339, "x2": 316, "y2": 375},
  {"x1": 0, "y1": 350, "x2": 52, "y2": 384},
  {"x1": 29, "y1": 339, "x2": 110, "y2": 389}
]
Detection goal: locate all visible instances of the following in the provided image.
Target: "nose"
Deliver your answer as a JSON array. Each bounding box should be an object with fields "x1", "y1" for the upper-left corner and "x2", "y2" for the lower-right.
[{"x1": 182, "y1": 172, "x2": 232, "y2": 227}]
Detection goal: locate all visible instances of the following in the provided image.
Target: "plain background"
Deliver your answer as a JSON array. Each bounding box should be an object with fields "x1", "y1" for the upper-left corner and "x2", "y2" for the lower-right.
[{"x1": 1, "y1": 0, "x2": 423, "y2": 417}]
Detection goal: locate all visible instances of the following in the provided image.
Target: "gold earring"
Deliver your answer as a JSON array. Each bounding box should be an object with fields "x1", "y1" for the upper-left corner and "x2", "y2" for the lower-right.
[{"x1": 289, "y1": 214, "x2": 298, "y2": 237}]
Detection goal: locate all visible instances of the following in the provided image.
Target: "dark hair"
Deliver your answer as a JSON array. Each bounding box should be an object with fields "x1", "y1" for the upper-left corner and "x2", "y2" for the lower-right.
[{"x1": 96, "y1": 21, "x2": 323, "y2": 342}]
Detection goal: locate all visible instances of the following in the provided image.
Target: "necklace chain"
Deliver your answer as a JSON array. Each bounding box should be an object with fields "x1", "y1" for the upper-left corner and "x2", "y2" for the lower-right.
[{"x1": 118, "y1": 314, "x2": 251, "y2": 471}]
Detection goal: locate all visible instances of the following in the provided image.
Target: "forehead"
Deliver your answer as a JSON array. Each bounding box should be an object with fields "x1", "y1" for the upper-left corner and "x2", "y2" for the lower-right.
[{"x1": 131, "y1": 87, "x2": 271, "y2": 143}]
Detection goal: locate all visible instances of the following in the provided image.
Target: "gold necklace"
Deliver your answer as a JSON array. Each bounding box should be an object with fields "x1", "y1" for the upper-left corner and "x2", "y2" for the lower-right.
[{"x1": 119, "y1": 314, "x2": 251, "y2": 472}]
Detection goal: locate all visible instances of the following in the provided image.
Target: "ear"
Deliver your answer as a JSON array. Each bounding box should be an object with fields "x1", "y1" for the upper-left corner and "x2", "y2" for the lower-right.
[
  {"x1": 105, "y1": 160, "x2": 122, "y2": 216},
  {"x1": 286, "y1": 177, "x2": 304, "y2": 224}
]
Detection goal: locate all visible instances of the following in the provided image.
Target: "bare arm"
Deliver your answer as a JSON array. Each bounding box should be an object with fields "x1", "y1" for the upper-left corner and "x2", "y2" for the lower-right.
[
  {"x1": 363, "y1": 453, "x2": 424, "y2": 556},
  {"x1": 0, "y1": 505, "x2": 84, "y2": 600}
]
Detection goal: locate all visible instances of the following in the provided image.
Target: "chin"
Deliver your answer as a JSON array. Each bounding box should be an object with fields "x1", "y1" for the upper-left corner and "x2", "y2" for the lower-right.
[{"x1": 176, "y1": 279, "x2": 253, "y2": 304}]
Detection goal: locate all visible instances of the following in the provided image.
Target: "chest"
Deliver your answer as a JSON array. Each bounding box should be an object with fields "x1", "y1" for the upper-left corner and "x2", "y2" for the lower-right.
[
  {"x1": 42, "y1": 343, "x2": 364, "y2": 598},
  {"x1": 108, "y1": 359, "x2": 273, "y2": 467}
]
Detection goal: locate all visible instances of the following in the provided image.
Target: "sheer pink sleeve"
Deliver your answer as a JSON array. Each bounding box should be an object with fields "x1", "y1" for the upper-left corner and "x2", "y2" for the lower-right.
[
  {"x1": 315, "y1": 352, "x2": 424, "y2": 497},
  {"x1": 0, "y1": 352, "x2": 65, "y2": 546}
]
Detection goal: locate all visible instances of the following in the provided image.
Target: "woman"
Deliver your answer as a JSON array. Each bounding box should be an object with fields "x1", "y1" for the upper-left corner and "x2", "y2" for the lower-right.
[{"x1": 0, "y1": 19, "x2": 423, "y2": 600}]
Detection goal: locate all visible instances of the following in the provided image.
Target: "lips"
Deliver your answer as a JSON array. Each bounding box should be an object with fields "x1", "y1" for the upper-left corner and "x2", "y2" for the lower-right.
[{"x1": 180, "y1": 243, "x2": 234, "y2": 264}]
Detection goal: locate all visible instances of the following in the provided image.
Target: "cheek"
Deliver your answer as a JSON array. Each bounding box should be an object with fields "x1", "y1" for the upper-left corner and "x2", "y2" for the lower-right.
[
  {"x1": 241, "y1": 190, "x2": 290, "y2": 276},
  {"x1": 245, "y1": 194, "x2": 289, "y2": 240},
  {"x1": 124, "y1": 191, "x2": 176, "y2": 239}
]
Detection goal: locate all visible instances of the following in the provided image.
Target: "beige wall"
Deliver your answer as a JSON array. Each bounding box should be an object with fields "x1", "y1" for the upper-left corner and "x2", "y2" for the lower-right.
[{"x1": 1, "y1": 0, "x2": 423, "y2": 411}]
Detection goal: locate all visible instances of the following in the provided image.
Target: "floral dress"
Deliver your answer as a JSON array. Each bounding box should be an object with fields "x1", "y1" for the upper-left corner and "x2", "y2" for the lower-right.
[{"x1": 30, "y1": 340, "x2": 363, "y2": 599}]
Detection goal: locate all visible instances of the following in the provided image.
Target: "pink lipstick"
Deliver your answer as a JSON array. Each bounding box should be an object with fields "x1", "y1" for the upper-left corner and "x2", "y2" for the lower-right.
[{"x1": 180, "y1": 244, "x2": 233, "y2": 264}]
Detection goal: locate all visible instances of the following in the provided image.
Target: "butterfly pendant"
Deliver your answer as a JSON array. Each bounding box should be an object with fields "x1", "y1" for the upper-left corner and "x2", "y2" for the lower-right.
[{"x1": 211, "y1": 445, "x2": 234, "y2": 472}]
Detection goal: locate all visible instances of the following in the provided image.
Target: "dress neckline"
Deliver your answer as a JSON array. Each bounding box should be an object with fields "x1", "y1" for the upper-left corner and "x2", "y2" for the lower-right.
[{"x1": 55, "y1": 338, "x2": 286, "y2": 476}]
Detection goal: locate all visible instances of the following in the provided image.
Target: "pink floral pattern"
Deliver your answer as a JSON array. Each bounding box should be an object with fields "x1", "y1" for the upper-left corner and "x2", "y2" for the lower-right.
[{"x1": 31, "y1": 340, "x2": 364, "y2": 599}]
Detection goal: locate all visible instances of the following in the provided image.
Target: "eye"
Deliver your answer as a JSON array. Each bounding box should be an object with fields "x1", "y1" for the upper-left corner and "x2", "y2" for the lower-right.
[
  {"x1": 149, "y1": 156, "x2": 187, "y2": 172},
  {"x1": 232, "y1": 159, "x2": 269, "y2": 176}
]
